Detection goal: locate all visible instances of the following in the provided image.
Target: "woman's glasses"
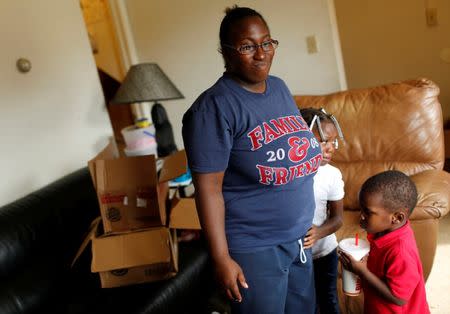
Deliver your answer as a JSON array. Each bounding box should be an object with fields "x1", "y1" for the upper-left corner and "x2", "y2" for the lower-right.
[{"x1": 222, "y1": 39, "x2": 279, "y2": 55}]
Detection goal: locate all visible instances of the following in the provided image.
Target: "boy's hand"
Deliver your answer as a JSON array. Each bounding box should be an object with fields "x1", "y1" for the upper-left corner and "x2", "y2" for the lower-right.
[
  {"x1": 339, "y1": 251, "x2": 368, "y2": 276},
  {"x1": 340, "y1": 251, "x2": 407, "y2": 306},
  {"x1": 303, "y1": 225, "x2": 318, "y2": 248}
]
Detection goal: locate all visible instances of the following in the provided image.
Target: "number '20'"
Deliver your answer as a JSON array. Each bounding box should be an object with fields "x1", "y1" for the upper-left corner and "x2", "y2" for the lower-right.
[{"x1": 266, "y1": 148, "x2": 286, "y2": 162}]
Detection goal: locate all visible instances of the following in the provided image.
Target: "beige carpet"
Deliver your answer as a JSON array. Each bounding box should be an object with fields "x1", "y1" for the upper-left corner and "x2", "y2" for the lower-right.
[{"x1": 426, "y1": 213, "x2": 450, "y2": 313}]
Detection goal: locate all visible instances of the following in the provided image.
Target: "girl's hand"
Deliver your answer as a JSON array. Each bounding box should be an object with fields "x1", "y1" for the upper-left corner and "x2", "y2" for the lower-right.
[
  {"x1": 303, "y1": 225, "x2": 318, "y2": 248},
  {"x1": 338, "y1": 251, "x2": 368, "y2": 276}
]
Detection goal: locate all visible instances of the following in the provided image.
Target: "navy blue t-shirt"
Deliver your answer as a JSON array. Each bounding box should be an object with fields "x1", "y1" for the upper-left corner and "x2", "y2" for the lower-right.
[{"x1": 182, "y1": 74, "x2": 322, "y2": 252}]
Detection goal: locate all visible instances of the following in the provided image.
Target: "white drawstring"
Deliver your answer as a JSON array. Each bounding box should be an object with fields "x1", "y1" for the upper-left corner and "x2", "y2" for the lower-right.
[{"x1": 298, "y1": 238, "x2": 307, "y2": 264}]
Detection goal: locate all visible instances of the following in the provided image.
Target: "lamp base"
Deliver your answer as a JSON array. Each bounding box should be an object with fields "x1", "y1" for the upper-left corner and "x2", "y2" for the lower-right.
[{"x1": 131, "y1": 102, "x2": 153, "y2": 125}]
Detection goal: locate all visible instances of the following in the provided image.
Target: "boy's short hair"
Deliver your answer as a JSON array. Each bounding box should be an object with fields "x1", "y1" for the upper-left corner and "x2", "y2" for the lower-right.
[{"x1": 360, "y1": 170, "x2": 418, "y2": 214}]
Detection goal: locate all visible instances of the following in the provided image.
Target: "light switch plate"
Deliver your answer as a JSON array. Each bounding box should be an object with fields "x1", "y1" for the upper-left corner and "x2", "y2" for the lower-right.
[
  {"x1": 306, "y1": 35, "x2": 318, "y2": 54},
  {"x1": 426, "y1": 8, "x2": 438, "y2": 26}
]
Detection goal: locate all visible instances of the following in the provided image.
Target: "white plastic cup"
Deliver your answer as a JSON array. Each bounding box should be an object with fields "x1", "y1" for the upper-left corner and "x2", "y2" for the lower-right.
[
  {"x1": 123, "y1": 141, "x2": 158, "y2": 157},
  {"x1": 338, "y1": 238, "x2": 370, "y2": 296},
  {"x1": 121, "y1": 124, "x2": 156, "y2": 150}
]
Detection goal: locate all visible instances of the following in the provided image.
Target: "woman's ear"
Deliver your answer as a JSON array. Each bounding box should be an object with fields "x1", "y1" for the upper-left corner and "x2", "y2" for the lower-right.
[
  {"x1": 220, "y1": 47, "x2": 231, "y2": 71},
  {"x1": 392, "y1": 211, "x2": 406, "y2": 224}
]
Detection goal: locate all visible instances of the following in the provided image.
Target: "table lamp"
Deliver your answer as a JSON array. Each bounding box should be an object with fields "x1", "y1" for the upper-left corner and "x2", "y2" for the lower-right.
[{"x1": 110, "y1": 63, "x2": 184, "y2": 123}]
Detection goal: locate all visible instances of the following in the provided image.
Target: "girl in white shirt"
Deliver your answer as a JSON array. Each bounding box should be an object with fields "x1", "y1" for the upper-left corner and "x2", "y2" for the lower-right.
[{"x1": 300, "y1": 107, "x2": 345, "y2": 314}]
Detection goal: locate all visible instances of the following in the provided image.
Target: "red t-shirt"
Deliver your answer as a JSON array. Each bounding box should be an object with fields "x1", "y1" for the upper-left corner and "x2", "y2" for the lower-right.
[{"x1": 363, "y1": 221, "x2": 430, "y2": 314}]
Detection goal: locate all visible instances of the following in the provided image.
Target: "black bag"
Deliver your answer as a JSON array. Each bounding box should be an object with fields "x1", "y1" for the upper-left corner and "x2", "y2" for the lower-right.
[{"x1": 151, "y1": 103, "x2": 178, "y2": 157}]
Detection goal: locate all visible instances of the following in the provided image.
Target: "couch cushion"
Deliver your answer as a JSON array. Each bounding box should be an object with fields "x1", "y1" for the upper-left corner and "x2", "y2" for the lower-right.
[
  {"x1": 0, "y1": 168, "x2": 98, "y2": 278},
  {"x1": 0, "y1": 168, "x2": 99, "y2": 314}
]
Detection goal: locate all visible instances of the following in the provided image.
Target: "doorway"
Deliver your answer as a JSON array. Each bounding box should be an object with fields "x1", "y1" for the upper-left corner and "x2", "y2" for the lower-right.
[{"x1": 79, "y1": 0, "x2": 134, "y2": 143}]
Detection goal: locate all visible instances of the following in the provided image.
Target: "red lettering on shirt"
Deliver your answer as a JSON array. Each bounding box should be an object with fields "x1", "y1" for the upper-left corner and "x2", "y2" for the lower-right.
[
  {"x1": 270, "y1": 118, "x2": 293, "y2": 134},
  {"x1": 288, "y1": 136, "x2": 310, "y2": 162},
  {"x1": 247, "y1": 115, "x2": 309, "y2": 151},
  {"x1": 289, "y1": 154, "x2": 322, "y2": 178},
  {"x1": 274, "y1": 167, "x2": 289, "y2": 185},
  {"x1": 282, "y1": 116, "x2": 300, "y2": 132},
  {"x1": 263, "y1": 122, "x2": 282, "y2": 145},
  {"x1": 256, "y1": 154, "x2": 321, "y2": 186},
  {"x1": 256, "y1": 165, "x2": 274, "y2": 185},
  {"x1": 291, "y1": 115, "x2": 309, "y2": 131},
  {"x1": 248, "y1": 125, "x2": 264, "y2": 150}
]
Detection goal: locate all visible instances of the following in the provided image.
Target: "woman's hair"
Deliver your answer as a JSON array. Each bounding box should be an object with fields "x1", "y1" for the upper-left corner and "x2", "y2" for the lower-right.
[
  {"x1": 359, "y1": 170, "x2": 418, "y2": 214},
  {"x1": 219, "y1": 5, "x2": 268, "y2": 48},
  {"x1": 300, "y1": 107, "x2": 344, "y2": 142}
]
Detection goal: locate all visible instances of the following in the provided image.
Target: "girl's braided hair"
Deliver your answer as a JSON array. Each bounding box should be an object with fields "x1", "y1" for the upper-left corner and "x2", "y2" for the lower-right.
[{"x1": 300, "y1": 107, "x2": 344, "y2": 143}]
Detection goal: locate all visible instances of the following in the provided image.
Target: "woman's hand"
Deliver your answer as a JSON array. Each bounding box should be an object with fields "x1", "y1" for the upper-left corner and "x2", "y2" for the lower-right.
[
  {"x1": 305, "y1": 200, "x2": 344, "y2": 249},
  {"x1": 191, "y1": 171, "x2": 248, "y2": 301},
  {"x1": 303, "y1": 225, "x2": 318, "y2": 248},
  {"x1": 339, "y1": 251, "x2": 368, "y2": 276},
  {"x1": 214, "y1": 255, "x2": 248, "y2": 302}
]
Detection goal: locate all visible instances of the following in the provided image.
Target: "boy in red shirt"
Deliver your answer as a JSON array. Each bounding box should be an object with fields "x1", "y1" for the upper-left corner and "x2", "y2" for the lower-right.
[{"x1": 340, "y1": 170, "x2": 430, "y2": 314}]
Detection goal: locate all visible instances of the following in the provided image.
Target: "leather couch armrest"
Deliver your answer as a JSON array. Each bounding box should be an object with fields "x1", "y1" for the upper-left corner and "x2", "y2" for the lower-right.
[{"x1": 410, "y1": 170, "x2": 450, "y2": 220}]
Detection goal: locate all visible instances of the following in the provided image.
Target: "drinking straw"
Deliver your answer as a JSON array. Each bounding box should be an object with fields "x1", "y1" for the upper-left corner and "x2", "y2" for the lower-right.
[
  {"x1": 143, "y1": 130, "x2": 156, "y2": 138},
  {"x1": 355, "y1": 233, "x2": 359, "y2": 246}
]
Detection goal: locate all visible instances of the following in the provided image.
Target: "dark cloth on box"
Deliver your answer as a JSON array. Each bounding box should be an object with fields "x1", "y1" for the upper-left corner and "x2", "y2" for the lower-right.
[{"x1": 152, "y1": 103, "x2": 178, "y2": 158}]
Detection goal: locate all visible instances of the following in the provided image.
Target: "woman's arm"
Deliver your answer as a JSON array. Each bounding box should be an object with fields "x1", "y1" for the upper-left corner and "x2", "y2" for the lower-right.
[
  {"x1": 192, "y1": 171, "x2": 248, "y2": 302},
  {"x1": 304, "y1": 199, "x2": 343, "y2": 248}
]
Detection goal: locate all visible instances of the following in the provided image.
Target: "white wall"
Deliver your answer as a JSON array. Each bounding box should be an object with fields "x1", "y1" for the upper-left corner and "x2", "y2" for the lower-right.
[
  {"x1": 334, "y1": 0, "x2": 450, "y2": 121},
  {"x1": 124, "y1": 0, "x2": 344, "y2": 148},
  {"x1": 0, "y1": 1, "x2": 112, "y2": 206}
]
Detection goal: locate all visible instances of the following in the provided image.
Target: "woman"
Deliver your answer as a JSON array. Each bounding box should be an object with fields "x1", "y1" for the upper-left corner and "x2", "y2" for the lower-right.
[{"x1": 182, "y1": 6, "x2": 321, "y2": 314}]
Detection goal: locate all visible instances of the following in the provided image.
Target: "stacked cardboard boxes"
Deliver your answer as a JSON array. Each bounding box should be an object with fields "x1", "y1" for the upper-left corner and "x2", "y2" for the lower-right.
[{"x1": 73, "y1": 141, "x2": 200, "y2": 288}]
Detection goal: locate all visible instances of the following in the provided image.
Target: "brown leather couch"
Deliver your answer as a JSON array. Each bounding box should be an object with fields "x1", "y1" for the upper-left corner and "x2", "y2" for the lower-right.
[{"x1": 294, "y1": 78, "x2": 450, "y2": 313}]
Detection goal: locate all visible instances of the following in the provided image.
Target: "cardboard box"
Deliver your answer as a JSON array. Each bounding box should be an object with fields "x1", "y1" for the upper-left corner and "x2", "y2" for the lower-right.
[
  {"x1": 88, "y1": 142, "x2": 188, "y2": 233},
  {"x1": 72, "y1": 218, "x2": 177, "y2": 288},
  {"x1": 74, "y1": 142, "x2": 203, "y2": 288},
  {"x1": 72, "y1": 197, "x2": 200, "y2": 288},
  {"x1": 169, "y1": 197, "x2": 200, "y2": 229}
]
